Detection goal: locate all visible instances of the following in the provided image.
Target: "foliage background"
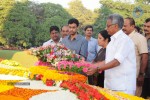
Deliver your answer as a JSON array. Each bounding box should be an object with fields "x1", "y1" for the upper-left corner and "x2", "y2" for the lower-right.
[{"x1": 0, "y1": 0, "x2": 149, "y2": 48}]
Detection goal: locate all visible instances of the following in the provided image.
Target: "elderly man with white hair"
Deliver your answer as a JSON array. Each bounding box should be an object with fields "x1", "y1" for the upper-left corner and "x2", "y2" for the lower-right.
[{"x1": 86, "y1": 14, "x2": 136, "y2": 95}]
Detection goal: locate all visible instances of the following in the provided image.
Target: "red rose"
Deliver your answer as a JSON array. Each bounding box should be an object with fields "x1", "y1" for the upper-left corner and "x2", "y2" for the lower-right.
[
  {"x1": 38, "y1": 74, "x2": 43, "y2": 80},
  {"x1": 46, "y1": 79, "x2": 55, "y2": 86}
]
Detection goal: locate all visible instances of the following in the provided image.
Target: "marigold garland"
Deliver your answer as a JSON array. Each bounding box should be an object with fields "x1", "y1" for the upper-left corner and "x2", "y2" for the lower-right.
[
  {"x1": 0, "y1": 65, "x2": 29, "y2": 77},
  {"x1": 96, "y1": 86, "x2": 144, "y2": 100},
  {"x1": 29, "y1": 66, "x2": 50, "y2": 75},
  {"x1": 0, "y1": 95, "x2": 24, "y2": 100},
  {"x1": 29, "y1": 66, "x2": 87, "y2": 83},
  {"x1": 0, "y1": 80, "x2": 21, "y2": 93},
  {"x1": 0, "y1": 60, "x2": 22, "y2": 67},
  {"x1": 97, "y1": 87, "x2": 127, "y2": 100},
  {"x1": 0, "y1": 87, "x2": 51, "y2": 100},
  {"x1": 42, "y1": 70, "x2": 87, "y2": 83},
  {"x1": 0, "y1": 85, "x2": 14, "y2": 93},
  {"x1": 29, "y1": 66, "x2": 51, "y2": 80},
  {"x1": 116, "y1": 92, "x2": 145, "y2": 100}
]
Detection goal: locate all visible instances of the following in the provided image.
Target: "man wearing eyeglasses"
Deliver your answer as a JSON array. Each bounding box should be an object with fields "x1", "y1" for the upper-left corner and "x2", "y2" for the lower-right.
[{"x1": 86, "y1": 14, "x2": 136, "y2": 95}]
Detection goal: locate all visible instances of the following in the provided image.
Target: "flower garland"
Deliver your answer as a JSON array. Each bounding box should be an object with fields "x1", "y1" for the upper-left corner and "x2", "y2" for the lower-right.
[
  {"x1": 42, "y1": 70, "x2": 87, "y2": 84},
  {"x1": 29, "y1": 44, "x2": 82, "y2": 67},
  {"x1": 29, "y1": 66, "x2": 50, "y2": 75},
  {"x1": 29, "y1": 66, "x2": 87, "y2": 83},
  {"x1": 0, "y1": 85, "x2": 14, "y2": 93},
  {"x1": 96, "y1": 87, "x2": 127, "y2": 100},
  {"x1": 0, "y1": 64, "x2": 29, "y2": 77},
  {"x1": 60, "y1": 80, "x2": 108, "y2": 100},
  {"x1": 0, "y1": 95, "x2": 24, "y2": 100},
  {"x1": 0, "y1": 87, "x2": 50, "y2": 100},
  {"x1": 116, "y1": 92, "x2": 144, "y2": 100},
  {"x1": 29, "y1": 66, "x2": 52, "y2": 80},
  {"x1": 96, "y1": 86, "x2": 144, "y2": 100},
  {"x1": 56, "y1": 61, "x2": 93, "y2": 73},
  {"x1": 34, "y1": 60, "x2": 51, "y2": 66},
  {"x1": 0, "y1": 60, "x2": 22, "y2": 67}
]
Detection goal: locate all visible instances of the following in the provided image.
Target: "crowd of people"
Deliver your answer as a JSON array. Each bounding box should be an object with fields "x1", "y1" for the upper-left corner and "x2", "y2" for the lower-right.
[{"x1": 42, "y1": 13, "x2": 150, "y2": 99}]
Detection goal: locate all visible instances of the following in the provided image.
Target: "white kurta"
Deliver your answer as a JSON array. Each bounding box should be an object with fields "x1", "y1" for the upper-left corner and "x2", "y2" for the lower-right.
[{"x1": 105, "y1": 30, "x2": 136, "y2": 95}]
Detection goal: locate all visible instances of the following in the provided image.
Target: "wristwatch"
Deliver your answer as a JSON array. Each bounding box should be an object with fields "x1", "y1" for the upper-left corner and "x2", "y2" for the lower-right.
[
  {"x1": 97, "y1": 66, "x2": 101, "y2": 71},
  {"x1": 139, "y1": 72, "x2": 145, "y2": 76}
]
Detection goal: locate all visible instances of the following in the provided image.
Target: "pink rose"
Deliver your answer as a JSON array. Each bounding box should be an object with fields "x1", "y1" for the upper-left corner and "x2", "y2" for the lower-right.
[{"x1": 83, "y1": 67, "x2": 88, "y2": 73}]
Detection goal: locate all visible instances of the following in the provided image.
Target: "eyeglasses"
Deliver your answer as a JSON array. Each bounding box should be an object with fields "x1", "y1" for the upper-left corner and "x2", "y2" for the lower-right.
[{"x1": 106, "y1": 24, "x2": 116, "y2": 28}]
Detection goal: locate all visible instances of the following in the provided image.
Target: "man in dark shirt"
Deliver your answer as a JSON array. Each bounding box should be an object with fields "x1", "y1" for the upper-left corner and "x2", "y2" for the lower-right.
[{"x1": 62, "y1": 18, "x2": 88, "y2": 59}]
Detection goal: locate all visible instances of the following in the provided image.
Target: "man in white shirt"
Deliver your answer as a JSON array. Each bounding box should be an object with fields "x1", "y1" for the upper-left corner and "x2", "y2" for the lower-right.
[
  {"x1": 43, "y1": 26, "x2": 61, "y2": 46},
  {"x1": 86, "y1": 14, "x2": 136, "y2": 95}
]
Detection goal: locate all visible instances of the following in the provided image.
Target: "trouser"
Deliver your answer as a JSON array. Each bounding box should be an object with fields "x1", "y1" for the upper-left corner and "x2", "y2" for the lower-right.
[
  {"x1": 88, "y1": 75, "x2": 94, "y2": 85},
  {"x1": 97, "y1": 71, "x2": 104, "y2": 88},
  {"x1": 141, "y1": 78, "x2": 150, "y2": 99}
]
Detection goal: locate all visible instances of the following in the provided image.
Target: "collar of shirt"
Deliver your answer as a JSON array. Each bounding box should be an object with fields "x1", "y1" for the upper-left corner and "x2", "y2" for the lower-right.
[
  {"x1": 68, "y1": 34, "x2": 80, "y2": 41},
  {"x1": 111, "y1": 30, "x2": 123, "y2": 41},
  {"x1": 129, "y1": 30, "x2": 136, "y2": 38},
  {"x1": 49, "y1": 39, "x2": 62, "y2": 43},
  {"x1": 85, "y1": 37, "x2": 94, "y2": 41}
]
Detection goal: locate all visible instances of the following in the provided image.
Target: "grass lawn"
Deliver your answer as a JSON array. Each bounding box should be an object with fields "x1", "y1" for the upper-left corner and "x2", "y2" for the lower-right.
[
  {"x1": 0, "y1": 50, "x2": 38, "y2": 68},
  {"x1": 0, "y1": 50, "x2": 20, "y2": 59}
]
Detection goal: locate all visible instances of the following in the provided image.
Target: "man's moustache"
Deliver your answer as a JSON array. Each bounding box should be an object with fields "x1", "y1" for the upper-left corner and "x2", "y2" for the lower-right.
[{"x1": 144, "y1": 30, "x2": 148, "y2": 32}]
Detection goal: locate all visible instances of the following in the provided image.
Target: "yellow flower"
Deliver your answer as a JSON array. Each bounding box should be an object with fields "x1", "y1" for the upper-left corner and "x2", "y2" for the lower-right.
[
  {"x1": 29, "y1": 66, "x2": 49, "y2": 75},
  {"x1": 0, "y1": 64, "x2": 29, "y2": 77},
  {"x1": 0, "y1": 60, "x2": 22, "y2": 67},
  {"x1": 29, "y1": 73, "x2": 34, "y2": 80},
  {"x1": 117, "y1": 92, "x2": 145, "y2": 100},
  {"x1": 42, "y1": 70, "x2": 87, "y2": 83},
  {"x1": 0, "y1": 85, "x2": 14, "y2": 93}
]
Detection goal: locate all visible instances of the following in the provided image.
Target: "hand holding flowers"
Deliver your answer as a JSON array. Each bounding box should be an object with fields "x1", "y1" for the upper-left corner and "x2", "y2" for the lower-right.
[{"x1": 85, "y1": 61, "x2": 105, "y2": 75}]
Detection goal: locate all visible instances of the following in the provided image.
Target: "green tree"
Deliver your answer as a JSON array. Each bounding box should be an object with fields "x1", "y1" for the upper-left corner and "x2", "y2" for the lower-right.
[
  {"x1": 0, "y1": 0, "x2": 37, "y2": 48},
  {"x1": 93, "y1": 6, "x2": 112, "y2": 38},
  {"x1": 99, "y1": 0, "x2": 150, "y2": 27},
  {"x1": 33, "y1": 3, "x2": 72, "y2": 46},
  {"x1": 0, "y1": 0, "x2": 72, "y2": 48},
  {"x1": 67, "y1": 0, "x2": 97, "y2": 34},
  {"x1": 0, "y1": 0, "x2": 15, "y2": 45}
]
